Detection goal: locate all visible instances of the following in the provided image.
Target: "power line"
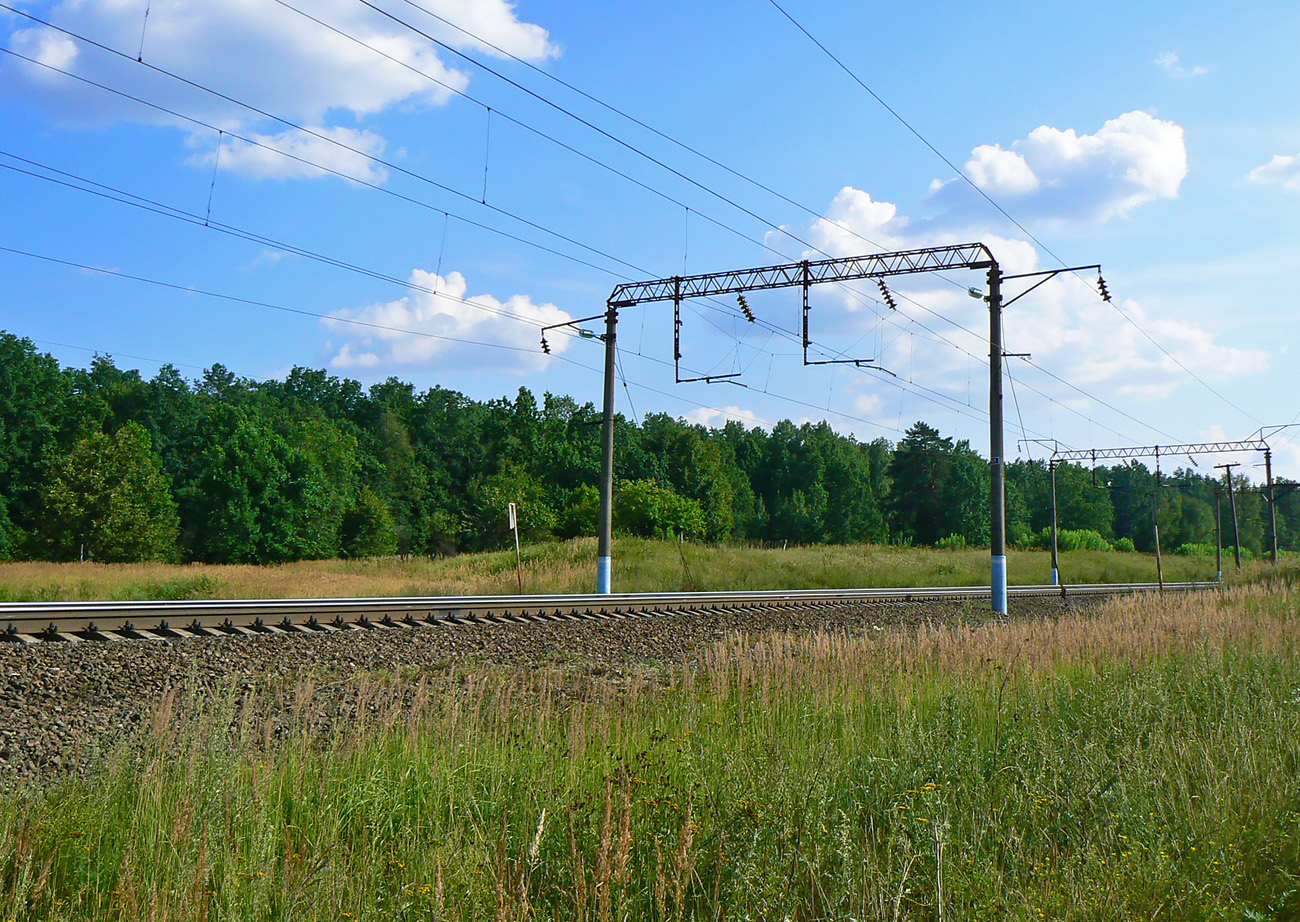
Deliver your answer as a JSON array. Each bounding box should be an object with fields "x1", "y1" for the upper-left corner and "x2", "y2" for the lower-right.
[
  {"x1": 0, "y1": 236, "x2": 931, "y2": 443},
  {"x1": 0, "y1": 4, "x2": 657, "y2": 276},
  {"x1": 265, "y1": 0, "x2": 783, "y2": 256},
  {"x1": 0, "y1": 243, "x2": 547, "y2": 354},
  {"x1": 766, "y1": 0, "x2": 1261, "y2": 427},
  {"x1": 0, "y1": 46, "x2": 633, "y2": 280},
  {"x1": 1, "y1": 142, "x2": 1143, "y2": 455},
  {"x1": 0, "y1": 11, "x2": 859, "y2": 375},
  {"x1": 2, "y1": 2, "x2": 1183, "y2": 448},
  {"x1": 0, "y1": 142, "x2": 1109, "y2": 455},
  {"x1": 388, "y1": 0, "x2": 893, "y2": 239}
]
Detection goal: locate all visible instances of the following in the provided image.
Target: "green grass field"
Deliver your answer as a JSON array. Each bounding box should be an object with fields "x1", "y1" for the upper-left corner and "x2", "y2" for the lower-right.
[
  {"x1": 3, "y1": 585, "x2": 1299, "y2": 920},
  {"x1": 0, "y1": 538, "x2": 1260, "y2": 601}
]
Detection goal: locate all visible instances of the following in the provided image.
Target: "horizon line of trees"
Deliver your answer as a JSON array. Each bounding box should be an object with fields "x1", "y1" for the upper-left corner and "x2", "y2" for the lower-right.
[{"x1": 2, "y1": 332, "x2": 1296, "y2": 564}]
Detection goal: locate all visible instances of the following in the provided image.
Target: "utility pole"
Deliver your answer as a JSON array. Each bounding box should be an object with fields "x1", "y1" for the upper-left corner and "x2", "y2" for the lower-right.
[
  {"x1": 988, "y1": 264, "x2": 1007, "y2": 614},
  {"x1": 1020, "y1": 439, "x2": 1061, "y2": 587},
  {"x1": 1214, "y1": 487, "x2": 1223, "y2": 581},
  {"x1": 1049, "y1": 460, "x2": 1060, "y2": 587},
  {"x1": 1216, "y1": 462, "x2": 1242, "y2": 569},
  {"x1": 1152, "y1": 448, "x2": 1163, "y2": 592},
  {"x1": 1265, "y1": 448, "x2": 1279, "y2": 564},
  {"x1": 597, "y1": 305, "x2": 618, "y2": 594}
]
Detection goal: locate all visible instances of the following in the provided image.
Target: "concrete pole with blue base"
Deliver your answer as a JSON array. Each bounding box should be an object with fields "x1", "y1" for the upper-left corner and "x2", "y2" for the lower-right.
[
  {"x1": 987, "y1": 264, "x2": 1008, "y2": 614},
  {"x1": 597, "y1": 304, "x2": 618, "y2": 594},
  {"x1": 1049, "y1": 460, "x2": 1060, "y2": 586}
]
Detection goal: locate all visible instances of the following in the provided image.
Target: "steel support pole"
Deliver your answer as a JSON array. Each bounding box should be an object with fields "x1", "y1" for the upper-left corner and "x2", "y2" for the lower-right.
[
  {"x1": 1215, "y1": 489, "x2": 1223, "y2": 581},
  {"x1": 988, "y1": 265, "x2": 1007, "y2": 614},
  {"x1": 597, "y1": 305, "x2": 618, "y2": 594},
  {"x1": 1266, "y1": 448, "x2": 1279, "y2": 565},
  {"x1": 1152, "y1": 481, "x2": 1164, "y2": 592},
  {"x1": 1226, "y1": 469, "x2": 1241, "y2": 569},
  {"x1": 1049, "y1": 460, "x2": 1060, "y2": 586},
  {"x1": 1154, "y1": 451, "x2": 1165, "y2": 593}
]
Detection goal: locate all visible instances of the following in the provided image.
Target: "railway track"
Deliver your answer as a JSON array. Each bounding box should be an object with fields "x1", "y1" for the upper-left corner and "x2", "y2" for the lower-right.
[{"x1": 0, "y1": 581, "x2": 1217, "y2": 643}]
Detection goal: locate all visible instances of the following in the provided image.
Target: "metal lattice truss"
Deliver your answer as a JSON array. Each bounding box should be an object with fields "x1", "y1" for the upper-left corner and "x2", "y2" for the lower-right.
[
  {"x1": 608, "y1": 244, "x2": 996, "y2": 305},
  {"x1": 1052, "y1": 439, "x2": 1269, "y2": 466},
  {"x1": 606, "y1": 243, "x2": 996, "y2": 382}
]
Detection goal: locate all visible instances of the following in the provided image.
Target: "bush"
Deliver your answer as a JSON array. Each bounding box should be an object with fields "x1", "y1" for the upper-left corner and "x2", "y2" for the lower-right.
[
  {"x1": 1113, "y1": 537, "x2": 1136, "y2": 553},
  {"x1": 616, "y1": 479, "x2": 706, "y2": 539},
  {"x1": 1025, "y1": 527, "x2": 1113, "y2": 552},
  {"x1": 936, "y1": 533, "x2": 967, "y2": 550},
  {"x1": 341, "y1": 486, "x2": 398, "y2": 558}
]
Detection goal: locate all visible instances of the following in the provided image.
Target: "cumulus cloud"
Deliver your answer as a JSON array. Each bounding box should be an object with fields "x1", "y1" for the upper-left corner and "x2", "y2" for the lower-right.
[
  {"x1": 930, "y1": 110, "x2": 1188, "y2": 223},
  {"x1": 764, "y1": 108, "x2": 1262, "y2": 416},
  {"x1": 805, "y1": 187, "x2": 909, "y2": 253},
  {"x1": 198, "y1": 126, "x2": 391, "y2": 184},
  {"x1": 786, "y1": 185, "x2": 1039, "y2": 274},
  {"x1": 325, "y1": 268, "x2": 572, "y2": 372},
  {"x1": 682, "y1": 405, "x2": 768, "y2": 429},
  {"x1": 1155, "y1": 51, "x2": 1207, "y2": 78},
  {"x1": 9, "y1": 23, "x2": 79, "y2": 72},
  {"x1": 1247, "y1": 154, "x2": 1300, "y2": 192},
  {"x1": 2, "y1": 0, "x2": 556, "y2": 179}
]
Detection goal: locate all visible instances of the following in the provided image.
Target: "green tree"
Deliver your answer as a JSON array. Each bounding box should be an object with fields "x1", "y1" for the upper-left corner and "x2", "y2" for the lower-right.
[
  {"x1": 0, "y1": 333, "x2": 75, "y2": 552},
  {"x1": 172, "y1": 403, "x2": 345, "y2": 563},
  {"x1": 615, "y1": 479, "x2": 706, "y2": 539},
  {"x1": 468, "y1": 465, "x2": 557, "y2": 549},
  {"x1": 341, "y1": 486, "x2": 398, "y2": 557},
  {"x1": 40, "y1": 423, "x2": 179, "y2": 562},
  {"x1": 886, "y1": 422, "x2": 988, "y2": 546}
]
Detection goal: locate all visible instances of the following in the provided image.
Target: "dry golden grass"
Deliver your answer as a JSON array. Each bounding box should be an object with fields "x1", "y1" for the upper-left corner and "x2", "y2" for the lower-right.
[
  {"x1": 698, "y1": 583, "x2": 1299, "y2": 689},
  {"x1": 0, "y1": 536, "x2": 1246, "y2": 601}
]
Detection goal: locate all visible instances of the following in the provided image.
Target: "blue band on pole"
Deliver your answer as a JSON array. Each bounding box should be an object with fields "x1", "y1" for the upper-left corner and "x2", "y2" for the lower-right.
[
  {"x1": 1051, "y1": 566, "x2": 1059, "y2": 587},
  {"x1": 597, "y1": 556, "x2": 612, "y2": 595},
  {"x1": 992, "y1": 555, "x2": 1008, "y2": 613}
]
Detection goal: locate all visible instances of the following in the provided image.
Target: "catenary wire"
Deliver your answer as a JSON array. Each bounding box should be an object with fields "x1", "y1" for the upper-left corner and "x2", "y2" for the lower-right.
[
  {"x1": 4, "y1": 2, "x2": 1171, "y2": 448},
  {"x1": 766, "y1": 0, "x2": 1261, "y2": 427},
  {"x1": 0, "y1": 46, "x2": 634, "y2": 280}
]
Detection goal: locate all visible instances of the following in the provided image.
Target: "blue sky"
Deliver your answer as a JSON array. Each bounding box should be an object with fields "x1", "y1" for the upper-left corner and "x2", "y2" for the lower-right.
[{"x1": 3, "y1": 0, "x2": 1299, "y2": 479}]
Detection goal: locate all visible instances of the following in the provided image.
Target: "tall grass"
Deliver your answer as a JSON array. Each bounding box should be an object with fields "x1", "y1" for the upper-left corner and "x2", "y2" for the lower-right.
[
  {"x1": 3, "y1": 586, "x2": 1298, "y2": 919},
  {"x1": 0, "y1": 538, "x2": 1248, "y2": 601}
]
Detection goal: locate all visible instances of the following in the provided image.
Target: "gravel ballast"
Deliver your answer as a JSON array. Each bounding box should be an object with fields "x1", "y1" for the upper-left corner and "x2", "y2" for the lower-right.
[{"x1": 0, "y1": 595, "x2": 1099, "y2": 784}]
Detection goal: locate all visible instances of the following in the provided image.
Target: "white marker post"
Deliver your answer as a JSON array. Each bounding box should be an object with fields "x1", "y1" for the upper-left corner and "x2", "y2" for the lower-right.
[{"x1": 508, "y1": 502, "x2": 523, "y2": 593}]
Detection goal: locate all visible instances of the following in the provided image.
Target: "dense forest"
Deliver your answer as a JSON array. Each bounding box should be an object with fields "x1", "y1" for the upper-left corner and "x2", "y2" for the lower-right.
[{"x1": 1, "y1": 332, "x2": 1295, "y2": 564}]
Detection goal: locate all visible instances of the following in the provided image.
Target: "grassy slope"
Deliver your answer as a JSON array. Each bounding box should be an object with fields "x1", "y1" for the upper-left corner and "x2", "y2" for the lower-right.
[
  {"x1": 0, "y1": 538, "x2": 1255, "y2": 601},
  {"x1": 3, "y1": 587, "x2": 1298, "y2": 919}
]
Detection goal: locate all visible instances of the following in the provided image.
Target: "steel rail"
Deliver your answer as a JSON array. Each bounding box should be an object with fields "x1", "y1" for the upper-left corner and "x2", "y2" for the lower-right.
[{"x1": 0, "y1": 582, "x2": 1217, "y2": 642}]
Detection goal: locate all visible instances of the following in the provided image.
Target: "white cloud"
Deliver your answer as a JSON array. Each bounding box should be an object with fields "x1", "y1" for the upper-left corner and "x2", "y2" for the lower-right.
[
  {"x1": 787, "y1": 185, "x2": 1039, "y2": 274},
  {"x1": 1247, "y1": 154, "x2": 1300, "y2": 192},
  {"x1": 1155, "y1": 51, "x2": 1207, "y2": 78},
  {"x1": 325, "y1": 269, "x2": 572, "y2": 372},
  {"x1": 3, "y1": 0, "x2": 556, "y2": 179},
  {"x1": 964, "y1": 146, "x2": 1039, "y2": 194},
  {"x1": 853, "y1": 392, "x2": 886, "y2": 416},
  {"x1": 199, "y1": 126, "x2": 390, "y2": 183},
  {"x1": 9, "y1": 23, "x2": 79, "y2": 72},
  {"x1": 932, "y1": 110, "x2": 1188, "y2": 222},
  {"x1": 682, "y1": 405, "x2": 768, "y2": 429},
  {"x1": 765, "y1": 114, "x2": 1263, "y2": 415},
  {"x1": 806, "y1": 187, "x2": 908, "y2": 252}
]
